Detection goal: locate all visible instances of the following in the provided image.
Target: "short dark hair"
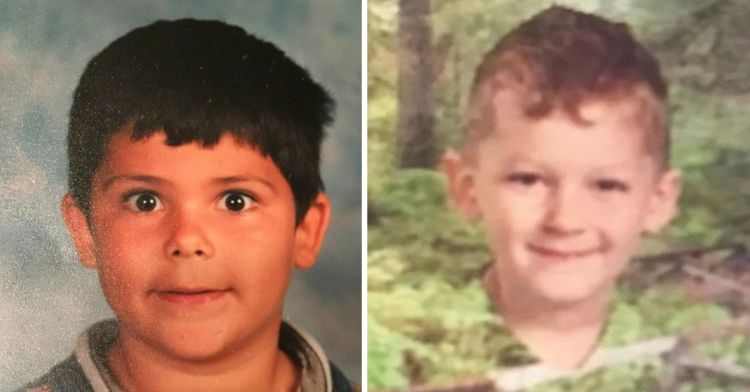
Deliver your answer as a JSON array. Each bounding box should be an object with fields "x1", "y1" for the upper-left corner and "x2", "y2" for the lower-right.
[
  {"x1": 466, "y1": 6, "x2": 669, "y2": 167},
  {"x1": 68, "y1": 19, "x2": 335, "y2": 223}
]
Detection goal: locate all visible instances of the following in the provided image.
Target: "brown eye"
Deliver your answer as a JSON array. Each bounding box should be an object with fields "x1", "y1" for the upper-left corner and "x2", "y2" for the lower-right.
[
  {"x1": 219, "y1": 192, "x2": 255, "y2": 212},
  {"x1": 595, "y1": 179, "x2": 629, "y2": 192},
  {"x1": 124, "y1": 192, "x2": 162, "y2": 212},
  {"x1": 507, "y1": 172, "x2": 541, "y2": 186}
]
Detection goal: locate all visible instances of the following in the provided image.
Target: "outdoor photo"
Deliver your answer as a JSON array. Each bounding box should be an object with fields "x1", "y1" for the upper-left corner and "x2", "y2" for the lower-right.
[{"x1": 368, "y1": 0, "x2": 750, "y2": 391}]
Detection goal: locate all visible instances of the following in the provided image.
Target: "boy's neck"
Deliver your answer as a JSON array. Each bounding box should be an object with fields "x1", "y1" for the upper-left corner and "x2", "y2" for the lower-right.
[
  {"x1": 482, "y1": 264, "x2": 610, "y2": 369},
  {"x1": 108, "y1": 321, "x2": 299, "y2": 391}
]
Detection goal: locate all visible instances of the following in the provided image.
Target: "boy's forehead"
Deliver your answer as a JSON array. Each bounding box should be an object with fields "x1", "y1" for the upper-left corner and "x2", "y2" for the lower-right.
[
  {"x1": 468, "y1": 86, "x2": 659, "y2": 148},
  {"x1": 466, "y1": 88, "x2": 661, "y2": 167},
  {"x1": 487, "y1": 86, "x2": 653, "y2": 127},
  {"x1": 97, "y1": 126, "x2": 273, "y2": 175}
]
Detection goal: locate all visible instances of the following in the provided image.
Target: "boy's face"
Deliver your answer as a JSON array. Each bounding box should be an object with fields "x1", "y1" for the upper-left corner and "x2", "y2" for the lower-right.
[
  {"x1": 447, "y1": 90, "x2": 680, "y2": 305},
  {"x1": 62, "y1": 128, "x2": 329, "y2": 361}
]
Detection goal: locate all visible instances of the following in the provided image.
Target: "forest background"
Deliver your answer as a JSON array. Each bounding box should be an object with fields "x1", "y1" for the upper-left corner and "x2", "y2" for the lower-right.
[{"x1": 368, "y1": 0, "x2": 750, "y2": 390}]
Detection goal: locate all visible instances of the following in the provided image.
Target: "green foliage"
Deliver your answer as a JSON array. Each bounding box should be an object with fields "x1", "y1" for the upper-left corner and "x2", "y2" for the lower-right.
[
  {"x1": 667, "y1": 86, "x2": 750, "y2": 247},
  {"x1": 527, "y1": 360, "x2": 663, "y2": 392},
  {"x1": 369, "y1": 170, "x2": 487, "y2": 285},
  {"x1": 368, "y1": 317, "x2": 420, "y2": 388}
]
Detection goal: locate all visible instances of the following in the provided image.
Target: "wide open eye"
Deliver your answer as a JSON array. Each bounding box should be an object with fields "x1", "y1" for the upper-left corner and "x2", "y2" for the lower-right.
[
  {"x1": 124, "y1": 192, "x2": 163, "y2": 212},
  {"x1": 219, "y1": 191, "x2": 256, "y2": 212}
]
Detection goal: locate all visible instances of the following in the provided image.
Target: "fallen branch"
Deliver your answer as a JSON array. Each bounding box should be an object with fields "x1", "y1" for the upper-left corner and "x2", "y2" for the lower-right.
[
  {"x1": 490, "y1": 336, "x2": 678, "y2": 391},
  {"x1": 659, "y1": 337, "x2": 692, "y2": 391},
  {"x1": 658, "y1": 317, "x2": 750, "y2": 390},
  {"x1": 622, "y1": 243, "x2": 750, "y2": 297},
  {"x1": 390, "y1": 318, "x2": 750, "y2": 392},
  {"x1": 393, "y1": 378, "x2": 496, "y2": 392},
  {"x1": 632, "y1": 243, "x2": 746, "y2": 264},
  {"x1": 680, "y1": 316, "x2": 750, "y2": 345},
  {"x1": 389, "y1": 337, "x2": 680, "y2": 392},
  {"x1": 679, "y1": 355, "x2": 750, "y2": 383},
  {"x1": 682, "y1": 264, "x2": 750, "y2": 298}
]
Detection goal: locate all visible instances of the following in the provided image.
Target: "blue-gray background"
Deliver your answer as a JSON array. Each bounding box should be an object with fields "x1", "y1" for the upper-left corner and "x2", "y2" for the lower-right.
[{"x1": 0, "y1": 1, "x2": 361, "y2": 387}]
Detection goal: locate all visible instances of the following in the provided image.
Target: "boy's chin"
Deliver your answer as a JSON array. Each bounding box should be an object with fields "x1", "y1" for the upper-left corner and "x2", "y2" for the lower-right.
[
  {"x1": 530, "y1": 275, "x2": 614, "y2": 306},
  {"x1": 125, "y1": 317, "x2": 270, "y2": 364},
  {"x1": 148, "y1": 325, "x2": 242, "y2": 363}
]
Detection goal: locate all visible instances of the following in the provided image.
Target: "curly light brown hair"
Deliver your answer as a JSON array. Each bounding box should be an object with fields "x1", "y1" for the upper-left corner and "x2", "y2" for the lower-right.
[{"x1": 465, "y1": 6, "x2": 669, "y2": 168}]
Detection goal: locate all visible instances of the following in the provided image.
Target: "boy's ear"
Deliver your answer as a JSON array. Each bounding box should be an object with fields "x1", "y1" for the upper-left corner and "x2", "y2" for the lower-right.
[
  {"x1": 443, "y1": 149, "x2": 481, "y2": 221},
  {"x1": 61, "y1": 193, "x2": 97, "y2": 269},
  {"x1": 644, "y1": 169, "x2": 682, "y2": 233},
  {"x1": 293, "y1": 193, "x2": 331, "y2": 269}
]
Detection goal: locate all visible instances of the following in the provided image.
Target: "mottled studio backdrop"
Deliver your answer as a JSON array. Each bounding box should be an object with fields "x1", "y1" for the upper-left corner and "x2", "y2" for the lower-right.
[{"x1": 0, "y1": 0, "x2": 361, "y2": 387}]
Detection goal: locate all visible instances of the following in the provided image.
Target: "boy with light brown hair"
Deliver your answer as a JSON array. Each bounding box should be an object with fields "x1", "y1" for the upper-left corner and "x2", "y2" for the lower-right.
[{"x1": 444, "y1": 6, "x2": 681, "y2": 370}]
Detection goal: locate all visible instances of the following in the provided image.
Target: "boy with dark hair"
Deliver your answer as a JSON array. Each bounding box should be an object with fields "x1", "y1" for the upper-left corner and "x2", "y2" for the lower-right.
[
  {"x1": 444, "y1": 5, "x2": 681, "y2": 372},
  {"x1": 23, "y1": 19, "x2": 355, "y2": 391}
]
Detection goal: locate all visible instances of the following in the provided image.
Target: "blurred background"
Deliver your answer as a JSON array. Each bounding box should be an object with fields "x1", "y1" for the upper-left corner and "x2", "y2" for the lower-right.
[
  {"x1": 368, "y1": 0, "x2": 750, "y2": 390},
  {"x1": 0, "y1": 0, "x2": 361, "y2": 388}
]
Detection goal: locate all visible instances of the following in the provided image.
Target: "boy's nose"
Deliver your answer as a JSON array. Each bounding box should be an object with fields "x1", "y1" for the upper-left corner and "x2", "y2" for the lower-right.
[
  {"x1": 542, "y1": 186, "x2": 587, "y2": 236},
  {"x1": 164, "y1": 210, "x2": 215, "y2": 260}
]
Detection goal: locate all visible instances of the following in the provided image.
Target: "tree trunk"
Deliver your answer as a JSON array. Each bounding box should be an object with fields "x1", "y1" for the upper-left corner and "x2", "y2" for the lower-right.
[
  {"x1": 647, "y1": 0, "x2": 750, "y2": 94},
  {"x1": 397, "y1": 0, "x2": 436, "y2": 168}
]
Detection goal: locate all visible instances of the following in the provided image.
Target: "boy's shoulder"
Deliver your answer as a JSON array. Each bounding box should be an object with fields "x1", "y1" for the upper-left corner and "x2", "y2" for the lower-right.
[
  {"x1": 20, "y1": 319, "x2": 357, "y2": 392},
  {"x1": 18, "y1": 319, "x2": 120, "y2": 392},
  {"x1": 279, "y1": 320, "x2": 359, "y2": 392},
  {"x1": 17, "y1": 354, "x2": 93, "y2": 392}
]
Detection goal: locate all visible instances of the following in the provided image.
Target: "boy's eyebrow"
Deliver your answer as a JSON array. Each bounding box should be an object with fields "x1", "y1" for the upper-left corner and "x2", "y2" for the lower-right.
[
  {"x1": 592, "y1": 163, "x2": 642, "y2": 171},
  {"x1": 504, "y1": 155, "x2": 642, "y2": 171},
  {"x1": 211, "y1": 175, "x2": 275, "y2": 190},
  {"x1": 101, "y1": 175, "x2": 276, "y2": 191},
  {"x1": 505, "y1": 155, "x2": 547, "y2": 168},
  {"x1": 101, "y1": 175, "x2": 169, "y2": 191}
]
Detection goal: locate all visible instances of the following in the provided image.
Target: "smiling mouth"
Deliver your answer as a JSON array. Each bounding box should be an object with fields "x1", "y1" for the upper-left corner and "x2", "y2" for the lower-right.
[
  {"x1": 527, "y1": 244, "x2": 598, "y2": 259},
  {"x1": 153, "y1": 288, "x2": 231, "y2": 306}
]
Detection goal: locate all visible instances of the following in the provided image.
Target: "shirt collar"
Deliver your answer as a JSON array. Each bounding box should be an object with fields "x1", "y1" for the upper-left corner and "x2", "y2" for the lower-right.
[{"x1": 74, "y1": 319, "x2": 334, "y2": 392}]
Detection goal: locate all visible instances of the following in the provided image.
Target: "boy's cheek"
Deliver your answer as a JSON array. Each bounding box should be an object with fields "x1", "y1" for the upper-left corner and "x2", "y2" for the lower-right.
[
  {"x1": 480, "y1": 195, "x2": 544, "y2": 233},
  {"x1": 93, "y1": 220, "x2": 159, "y2": 254},
  {"x1": 479, "y1": 209, "x2": 539, "y2": 258},
  {"x1": 89, "y1": 216, "x2": 165, "y2": 269}
]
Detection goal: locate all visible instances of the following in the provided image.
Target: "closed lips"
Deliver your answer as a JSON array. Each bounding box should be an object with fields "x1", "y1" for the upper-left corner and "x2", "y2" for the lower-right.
[
  {"x1": 152, "y1": 288, "x2": 231, "y2": 305},
  {"x1": 157, "y1": 288, "x2": 229, "y2": 294}
]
